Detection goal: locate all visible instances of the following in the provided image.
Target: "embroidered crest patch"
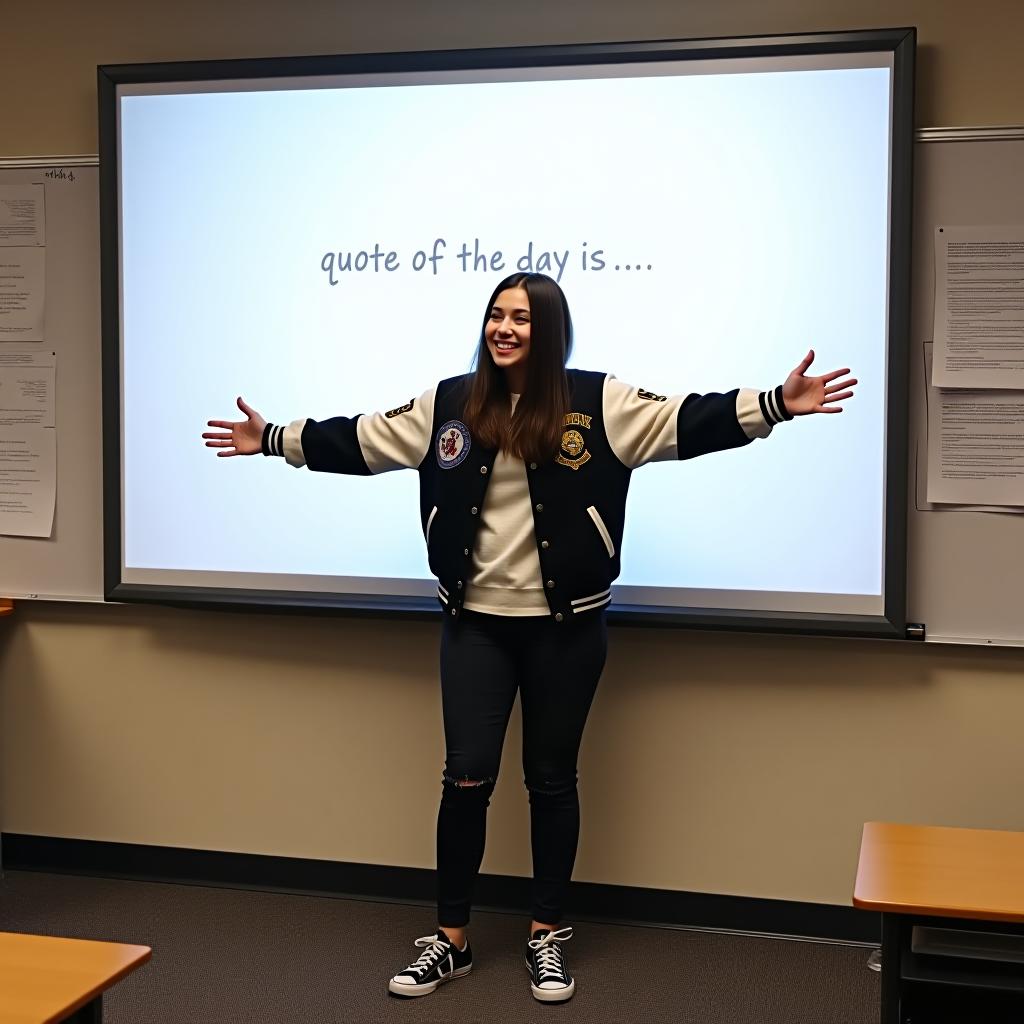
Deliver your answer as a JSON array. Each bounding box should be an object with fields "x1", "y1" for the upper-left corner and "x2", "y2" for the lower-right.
[
  {"x1": 436, "y1": 420, "x2": 471, "y2": 469},
  {"x1": 637, "y1": 388, "x2": 667, "y2": 402},
  {"x1": 385, "y1": 398, "x2": 414, "y2": 419},
  {"x1": 561, "y1": 429, "x2": 585, "y2": 458},
  {"x1": 556, "y1": 412, "x2": 592, "y2": 471}
]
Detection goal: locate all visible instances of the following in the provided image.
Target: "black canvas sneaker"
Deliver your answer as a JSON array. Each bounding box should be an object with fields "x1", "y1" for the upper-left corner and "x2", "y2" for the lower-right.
[
  {"x1": 388, "y1": 932, "x2": 472, "y2": 997},
  {"x1": 524, "y1": 926, "x2": 575, "y2": 1002}
]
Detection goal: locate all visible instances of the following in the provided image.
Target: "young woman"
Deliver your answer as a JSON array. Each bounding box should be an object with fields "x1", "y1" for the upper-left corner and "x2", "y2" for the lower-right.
[{"x1": 204, "y1": 272, "x2": 855, "y2": 1003}]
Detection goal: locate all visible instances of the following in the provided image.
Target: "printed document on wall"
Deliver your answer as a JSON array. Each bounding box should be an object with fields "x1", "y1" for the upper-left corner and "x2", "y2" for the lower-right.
[
  {"x1": 925, "y1": 345, "x2": 1024, "y2": 507},
  {"x1": 918, "y1": 346, "x2": 1024, "y2": 513},
  {"x1": 0, "y1": 427, "x2": 56, "y2": 536},
  {"x1": 0, "y1": 247, "x2": 45, "y2": 340},
  {"x1": 0, "y1": 351, "x2": 55, "y2": 426},
  {"x1": 0, "y1": 184, "x2": 45, "y2": 246},
  {"x1": 0, "y1": 350, "x2": 57, "y2": 536},
  {"x1": 933, "y1": 226, "x2": 1024, "y2": 389}
]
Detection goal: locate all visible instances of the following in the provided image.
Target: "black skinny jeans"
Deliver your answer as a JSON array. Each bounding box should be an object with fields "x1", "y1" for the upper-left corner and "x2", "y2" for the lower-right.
[{"x1": 436, "y1": 609, "x2": 607, "y2": 928}]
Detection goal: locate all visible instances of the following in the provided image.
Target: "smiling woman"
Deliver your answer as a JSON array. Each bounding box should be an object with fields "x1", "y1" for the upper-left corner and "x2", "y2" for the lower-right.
[
  {"x1": 202, "y1": 268, "x2": 854, "y2": 1002},
  {"x1": 465, "y1": 274, "x2": 570, "y2": 461}
]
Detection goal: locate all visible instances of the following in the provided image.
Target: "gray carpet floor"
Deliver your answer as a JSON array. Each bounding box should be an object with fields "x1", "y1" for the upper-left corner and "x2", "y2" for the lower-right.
[{"x1": 0, "y1": 871, "x2": 880, "y2": 1023}]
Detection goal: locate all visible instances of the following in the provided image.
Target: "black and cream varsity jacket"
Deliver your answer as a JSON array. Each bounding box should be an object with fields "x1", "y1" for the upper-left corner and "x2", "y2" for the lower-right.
[{"x1": 262, "y1": 370, "x2": 792, "y2": 621}]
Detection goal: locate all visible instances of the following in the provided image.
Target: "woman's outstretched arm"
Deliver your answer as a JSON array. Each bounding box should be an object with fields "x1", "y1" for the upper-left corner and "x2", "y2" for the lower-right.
[
  {"x1": 204, "y1": 389, "x2": 436, "y2": 475},
  {"x1": 603, "y1": 351, "x2": 856, "y2": 469}
]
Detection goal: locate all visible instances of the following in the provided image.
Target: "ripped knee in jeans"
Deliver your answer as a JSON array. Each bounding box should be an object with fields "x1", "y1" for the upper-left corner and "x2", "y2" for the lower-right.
[{"x1": 444, "y1": 773, "x2": 495, "y2": 789}]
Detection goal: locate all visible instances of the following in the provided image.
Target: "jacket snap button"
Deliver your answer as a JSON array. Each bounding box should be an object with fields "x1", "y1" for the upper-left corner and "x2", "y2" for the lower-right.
[
  {"x1": 529, "y1": 462, "x2": 538, "y2": 470},
  {"x1": 451, "y1": 608, "x2": 457, "y2": 616},
  {"x1": 471, "y1": 506, "x2": 478, "y2": 515},
  {"x1": 457, "y1": 581, "x2": 463, "y2": 589},
  {"x1": 546, "y1": 580, "x2": 555, "y2": 589},
  {"x1": 535, "y1": 503, "x2": 544, "y2": 512},
  {"x1": 463, "y1": 548, "x2": 470, "y2": 556},
  {"x1": 555, "y1": 613, "x2": 564, "y2": 623},
  {"x1": 480, "y1": 466, "x2": 488, "y2": 475}
]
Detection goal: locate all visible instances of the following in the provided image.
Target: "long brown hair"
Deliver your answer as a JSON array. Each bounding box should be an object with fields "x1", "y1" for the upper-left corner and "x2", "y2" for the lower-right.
[{"x1": 461, "y1": 273, "x2": 573, "y2": 463}]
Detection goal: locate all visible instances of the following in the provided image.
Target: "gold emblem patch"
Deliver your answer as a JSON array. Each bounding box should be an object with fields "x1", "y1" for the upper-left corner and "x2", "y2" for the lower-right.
[
  {"x1": 385, "y1": 398, "x2": 415, "y2": 419},
  {"x1": 561, "y1": 429, "x2": 585, "y2": 458},
  {"x1": 556, "y1": 412, "x2": 592, "y2": 470},
  {"x1": 637, "y1": 388, "x2": 667, "y2": 402}
]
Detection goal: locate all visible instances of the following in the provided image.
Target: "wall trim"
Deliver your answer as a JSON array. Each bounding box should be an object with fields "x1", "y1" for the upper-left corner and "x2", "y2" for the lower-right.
[
  {"x1": 0, "y1": 155, "x2": 98, "y2": 168},
  {"x1": 916, "y1": 126, "x2": 1024, "y2": 143},
  {"x1": 2, "y1": 833, "x2": 879, "y2": 945}
]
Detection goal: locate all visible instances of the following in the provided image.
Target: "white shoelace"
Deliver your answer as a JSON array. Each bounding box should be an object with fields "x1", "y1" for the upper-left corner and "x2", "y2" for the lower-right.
[
  {"x1": 403, "y1": 934, "x2": 450, "y2": 977},
  {"x1": 527, "y1": 926, "x2": 574, "y2": 981}
]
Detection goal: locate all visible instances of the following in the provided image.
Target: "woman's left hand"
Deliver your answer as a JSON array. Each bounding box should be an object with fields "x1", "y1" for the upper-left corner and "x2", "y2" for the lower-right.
[{"x1": 782, "y1": 350, "x2": 857, "y2": 416}]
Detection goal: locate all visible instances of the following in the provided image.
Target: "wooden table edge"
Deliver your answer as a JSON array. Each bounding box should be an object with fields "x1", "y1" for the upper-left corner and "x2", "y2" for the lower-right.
[
  {"x1": 852, "y1": 895, "x2": 1024, "y2": 924},
  {"x1": 40, "y1": 944, "x2": 152, "y2": 1024}
]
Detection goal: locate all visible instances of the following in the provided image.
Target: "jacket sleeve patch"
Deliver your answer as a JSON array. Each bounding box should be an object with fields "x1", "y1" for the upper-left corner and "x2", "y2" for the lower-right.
[{"x1": 637, "y1": 388, "x2": 667, "y2": 402}]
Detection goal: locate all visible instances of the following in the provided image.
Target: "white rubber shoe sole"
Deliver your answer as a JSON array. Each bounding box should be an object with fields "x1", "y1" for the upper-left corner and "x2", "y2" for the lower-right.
[
  {"x1": 525, "y1": 959, "x2": 575, "y2": 1002},
  {"x1": 388, "y1": 963, "x2": 472, "y2": 997}
]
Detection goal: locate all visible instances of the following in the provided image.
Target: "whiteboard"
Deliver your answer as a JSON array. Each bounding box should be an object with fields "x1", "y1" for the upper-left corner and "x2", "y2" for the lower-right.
[
  {"x1": 3, "y1": 135, "x2": 1024, "y2": 644},
  {"x1": 906, "y1": 127, "x2": 1024, "y2": 646},
  {"x1": 0, "y1": 158, "x2": 102, "y2": 601}
]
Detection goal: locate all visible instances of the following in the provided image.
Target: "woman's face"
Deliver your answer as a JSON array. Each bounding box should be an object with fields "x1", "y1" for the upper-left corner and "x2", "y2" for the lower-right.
[{"x1": 485, "y1": 287, "x2": 531, "y2": 384}]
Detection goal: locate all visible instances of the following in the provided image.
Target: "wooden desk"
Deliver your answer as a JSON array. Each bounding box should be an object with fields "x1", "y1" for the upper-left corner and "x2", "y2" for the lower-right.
[
  {"x1": 854, "y1": 822, "x2": 1024, "y2": 1024},
  {"x1": 0, "y1": 932, "x2": 151, "y2": 1024}
]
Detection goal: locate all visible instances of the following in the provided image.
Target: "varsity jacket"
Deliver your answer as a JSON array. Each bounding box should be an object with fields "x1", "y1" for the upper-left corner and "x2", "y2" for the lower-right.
[{"x1": 262, "y1": 370, "x2": 792, "y2": 621}]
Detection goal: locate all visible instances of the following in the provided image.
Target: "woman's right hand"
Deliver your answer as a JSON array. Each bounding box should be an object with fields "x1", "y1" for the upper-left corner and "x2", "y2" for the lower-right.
[{"x1": 203, "y1": 397, "x2": 267, "y2": 457}]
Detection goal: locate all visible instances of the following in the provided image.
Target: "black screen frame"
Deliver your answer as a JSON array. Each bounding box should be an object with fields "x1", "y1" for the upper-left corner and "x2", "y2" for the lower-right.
[{"x1": 98, "y1": 27, "x2": 916, "y2": 640}]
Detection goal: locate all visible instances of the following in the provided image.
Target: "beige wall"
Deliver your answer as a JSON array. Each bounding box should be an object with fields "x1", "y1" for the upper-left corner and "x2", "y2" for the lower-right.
[{"x1": 3, "y1": 0, "x2": 1024, "y2": 908}]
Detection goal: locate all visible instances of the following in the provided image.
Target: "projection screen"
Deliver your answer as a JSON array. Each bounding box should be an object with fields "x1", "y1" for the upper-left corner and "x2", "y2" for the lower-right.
[{"x1": 99, "y1": 29, "x2": 914, "y2": 637}]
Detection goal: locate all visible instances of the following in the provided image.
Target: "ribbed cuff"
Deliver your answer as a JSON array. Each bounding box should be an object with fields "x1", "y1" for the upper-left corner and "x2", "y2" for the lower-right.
[
  {"x1": 759, "y1": 385, "x2": 793, "y2": 425},
  {"x1": 262, "y1": 423, "x2": 285, "y2": 456}
]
